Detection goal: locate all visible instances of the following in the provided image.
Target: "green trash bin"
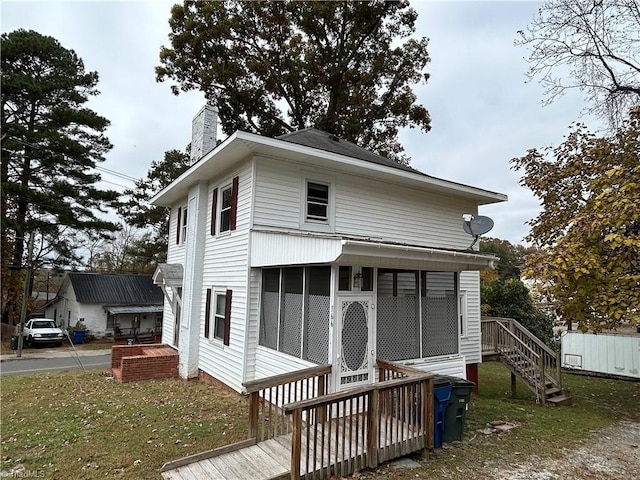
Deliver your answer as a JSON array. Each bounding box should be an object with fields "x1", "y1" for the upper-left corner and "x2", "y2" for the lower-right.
[
  {"x1": 442, "y1": 376, "x2": 475, "y2": 442},
  {"x1": 10, "y1": 334, "x2": 19, "y2": 350}
]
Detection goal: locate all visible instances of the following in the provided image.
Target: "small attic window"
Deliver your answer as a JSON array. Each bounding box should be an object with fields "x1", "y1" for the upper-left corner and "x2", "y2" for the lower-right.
[{"x1": 306, "y1": 182, "x2": 329, "y2": 221}]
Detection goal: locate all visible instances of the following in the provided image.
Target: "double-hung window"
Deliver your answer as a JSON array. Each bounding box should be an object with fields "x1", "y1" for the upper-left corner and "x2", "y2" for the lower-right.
[
  {"x1": 204, "y1": 288, "x2": 232, "y2": 346},
  {"x1": 220, "y1": 185, "x2": 232, "y2": 232},
  {"x1": 306, "y1": 182, "x2": 329, "y2": 221},
  {"x1": 211, "y1": 176, "x2": 238, "y2": 235},
  {"x1": 176, "y1": 205, "x2": 188, "y2": 244},
  {"x1": 213, "y1": 292, "x2": 226, "y2": 341}
]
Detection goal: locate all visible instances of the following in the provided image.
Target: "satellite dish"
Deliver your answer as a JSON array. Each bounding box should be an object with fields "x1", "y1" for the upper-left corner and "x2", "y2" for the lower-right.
[{"x1": 462, "y1": 214, "x2": 494, "y2": 249}]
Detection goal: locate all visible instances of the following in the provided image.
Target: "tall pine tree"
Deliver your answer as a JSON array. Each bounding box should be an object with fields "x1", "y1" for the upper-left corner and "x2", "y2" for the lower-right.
[{"x1": 1, "y1": 29, "x2": 119, "y2": 322}]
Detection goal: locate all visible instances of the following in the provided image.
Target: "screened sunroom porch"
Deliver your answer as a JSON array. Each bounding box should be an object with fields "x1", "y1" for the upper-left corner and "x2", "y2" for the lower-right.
[{"x1": 257, "y1": 264, "x2": 465, "y2": 392}]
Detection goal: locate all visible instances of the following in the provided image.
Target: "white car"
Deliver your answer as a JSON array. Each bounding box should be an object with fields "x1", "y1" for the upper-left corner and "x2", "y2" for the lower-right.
[{"x1": 23, "y1": 318, "x2": 65, "y2": 347}]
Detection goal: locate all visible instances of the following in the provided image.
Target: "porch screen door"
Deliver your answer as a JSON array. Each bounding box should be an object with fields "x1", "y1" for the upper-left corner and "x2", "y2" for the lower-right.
[{"x1": 337, "y1": 296, "x2": 375, "y2": 389}]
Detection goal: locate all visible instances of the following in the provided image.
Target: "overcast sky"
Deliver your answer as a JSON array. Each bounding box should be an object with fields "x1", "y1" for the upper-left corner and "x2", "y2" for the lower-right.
[{"x1": 2, "y1": 0, "x2": 599, "y2": 245}]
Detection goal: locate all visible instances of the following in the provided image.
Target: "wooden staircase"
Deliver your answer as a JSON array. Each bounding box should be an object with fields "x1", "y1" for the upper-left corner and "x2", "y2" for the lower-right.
[{"x1": 481, "y1": 317, "x2": 572, "y2": 406}]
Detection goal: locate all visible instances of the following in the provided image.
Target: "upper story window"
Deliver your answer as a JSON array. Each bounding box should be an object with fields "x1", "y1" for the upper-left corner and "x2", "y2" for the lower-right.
[
  {"x1": 306, "y1": 182, "x2": 329, "y2": 221},
  {"x1": 220, "y1": 185, "x2": 232, "y2": 232},
  {"x1": 211, "y1": 176, "x2": 239, "y2": 236},
  {"x1": 176, "y1": 205, "x2": 188, "y2": 245}
]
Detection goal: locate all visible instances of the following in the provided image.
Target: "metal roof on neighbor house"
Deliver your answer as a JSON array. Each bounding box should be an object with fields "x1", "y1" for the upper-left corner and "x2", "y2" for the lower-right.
[{"x1": 68, "y1": 273, "x2": 164, "y2": 305}]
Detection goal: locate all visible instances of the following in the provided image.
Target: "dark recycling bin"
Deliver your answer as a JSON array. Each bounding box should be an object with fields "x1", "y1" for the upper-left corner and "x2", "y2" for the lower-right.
[
  {"x1": 10, "y1": 334, "x2": 19, "y2": 350},
  {"x1": 72, "y1": 329, "x2": 86, "y2": 344},
  {"x1": 433, "y1": 375, "x2": 453, "y2": 448},
  {"x1": 443, "y1": 377, "x2": 475, "y2": 442}
]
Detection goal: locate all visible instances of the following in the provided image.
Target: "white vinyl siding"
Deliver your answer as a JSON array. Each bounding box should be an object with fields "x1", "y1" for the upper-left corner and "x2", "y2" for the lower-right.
[
  {"x1": 167, "y1": 205, "x2": 187, "y2": 266},
  {"x1": 459, "y1": 271, "x2": 481, "y2": 365},
  {"x1": 197, "y1": 162, "x2": 253, "y2": 392},
  {"x1": 252, "y1": 157, "x2": 476, "y2": 250},
  {"x1": 253, "y1": 157, "x2": 302, "y2": 229}
]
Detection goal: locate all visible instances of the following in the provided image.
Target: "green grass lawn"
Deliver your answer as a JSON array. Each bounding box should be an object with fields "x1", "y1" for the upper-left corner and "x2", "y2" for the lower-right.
[
  {"x1": 1, "y1": 362, "x2": 638, "y2": 479},
  {"x1": 1, "y1": 372, "x2": 248, "y2": 479},
  {"x1": 374, "y1": 361, "x2": 640, "y2": 479}
]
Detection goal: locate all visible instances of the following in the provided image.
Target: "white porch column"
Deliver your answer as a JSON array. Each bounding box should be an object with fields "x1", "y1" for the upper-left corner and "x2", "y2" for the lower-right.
[{"x1": 178, "y1": 182, "x2": 208, "y2": 378}]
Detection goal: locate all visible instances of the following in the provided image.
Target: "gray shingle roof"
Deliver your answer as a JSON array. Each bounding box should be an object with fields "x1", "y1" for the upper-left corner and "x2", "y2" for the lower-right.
[
  {"x1": 68, "y1": 273, "x2": 163, "y2": 305},
  {"x1": 276, "y1": 128, "x2": 425, "y2": 176}
]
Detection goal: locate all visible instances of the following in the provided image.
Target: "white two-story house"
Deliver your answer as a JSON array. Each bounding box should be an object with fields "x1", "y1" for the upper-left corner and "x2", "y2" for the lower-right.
[{"x1": 152, "y1": 105, "x2": 507, "y2": 394}]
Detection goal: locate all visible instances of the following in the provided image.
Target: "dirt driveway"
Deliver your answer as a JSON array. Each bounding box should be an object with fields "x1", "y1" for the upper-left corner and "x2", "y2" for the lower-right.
[{"x1": 489, "y1": 421, "x2": 640, "y2": 479}]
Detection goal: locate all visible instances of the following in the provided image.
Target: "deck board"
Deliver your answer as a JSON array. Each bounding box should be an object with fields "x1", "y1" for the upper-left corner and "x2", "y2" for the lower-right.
[{"x1": 161, "y1": 414, "x2": 425, "y2": 480}]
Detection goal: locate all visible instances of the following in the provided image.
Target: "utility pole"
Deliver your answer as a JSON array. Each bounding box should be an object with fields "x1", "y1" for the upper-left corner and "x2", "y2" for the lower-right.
[{"x1": 16, "y1": 233, "x2": 34, "y2": 358}]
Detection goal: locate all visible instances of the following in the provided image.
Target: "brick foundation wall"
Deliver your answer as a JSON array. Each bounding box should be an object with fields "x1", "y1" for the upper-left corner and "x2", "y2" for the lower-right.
[
  {"x1": 198, "y1": 369, "x2": 237, "y2": 393},
  {"x1": 466, "y1": 362, "x2": 479, "y2": 394},
  {"x1": 111, "y1": 344, "x2": 178, "y2": 383}
]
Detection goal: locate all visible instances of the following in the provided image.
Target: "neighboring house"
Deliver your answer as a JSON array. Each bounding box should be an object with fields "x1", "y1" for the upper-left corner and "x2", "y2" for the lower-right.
[
  {"x1": 152, "y1": 105, "x2": 507, "y2": 394},
  {"x1": 44, "y1": 273, "x2": 164, "y2": 338}
]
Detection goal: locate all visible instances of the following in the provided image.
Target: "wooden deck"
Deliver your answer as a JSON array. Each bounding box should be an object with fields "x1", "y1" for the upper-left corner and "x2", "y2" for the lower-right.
[
  {"x1": 162, "y1": 361, "x2": 434, "y2": 480},
  {"x1": 162, "y1": 437, "x2": 290, "y2": 480},
  {"x1": 162, "y1": 414, "x2": 420, "y2": 480}
]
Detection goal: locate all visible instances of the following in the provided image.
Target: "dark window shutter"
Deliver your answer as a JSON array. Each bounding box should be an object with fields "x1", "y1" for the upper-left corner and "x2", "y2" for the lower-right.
[
  {"x1": 176, "y1": 207, "x2": 181, "y2": 244},
  {"x1": 204, "y1": 289, "x2": 211, "y2": 339},
  {"x1": 210, "y1": 188, "x2": 218, "y2": 236},
  {"x1": 224, "y1": 289, "x2": 232, "y2": 346},
  {"x1": 230, "y1": 176, "x2": 239, "y2": 231}
]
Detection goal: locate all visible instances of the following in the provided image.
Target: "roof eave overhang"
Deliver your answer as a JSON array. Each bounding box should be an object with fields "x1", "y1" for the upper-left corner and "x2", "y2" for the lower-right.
[
  {"x1": 150, "y1": 131, "x2": 508, "y2": 207},
  {"x1": 338, "y1": 239, "x2": 497, "y2": 271},
  {"x1": 249, "y1": 231, "x2": 496, "y2": 271}
]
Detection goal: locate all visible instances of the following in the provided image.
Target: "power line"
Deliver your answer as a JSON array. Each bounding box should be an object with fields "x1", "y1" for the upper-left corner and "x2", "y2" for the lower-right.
[
  {"x1": 6, "y1": 138, "x2": 141, "y2": 186},
  {"x1": 95, "y1": 166, "x2": 139, "y2": 182},
  {"x1": 99, "y1": 179, "x2": 132, "y2": 190}
]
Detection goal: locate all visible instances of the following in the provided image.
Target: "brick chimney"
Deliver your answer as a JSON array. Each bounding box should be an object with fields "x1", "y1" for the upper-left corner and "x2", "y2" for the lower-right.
[{"x1": 190, "y1": 104, "x2": 218, "y2": 164}]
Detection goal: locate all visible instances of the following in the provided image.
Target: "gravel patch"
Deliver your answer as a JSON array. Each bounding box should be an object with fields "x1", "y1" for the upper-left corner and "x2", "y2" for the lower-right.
[{"x1": 489, "y1": 421, "x2": 640, "y2": 480}]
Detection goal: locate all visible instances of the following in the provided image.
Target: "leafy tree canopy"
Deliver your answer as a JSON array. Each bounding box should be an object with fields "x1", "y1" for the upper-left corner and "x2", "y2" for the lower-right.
[
  {"x1": 1, "y1": 29, "x2": 118, "y2": 321},
  {"x1": 117, "y1": 149, "x2": 191, "y2": 265},
  {"x1": 480, "y1": 237, "x2": 527, "y2": 283},
  {"x1": 156, "y1": 0, "x2": 431, "y2": 164},
  {"x1": 482, "y1": 278, "x2": 554, "y2": 345},
  {"x1": 512, "y1": 112, "x2": 640, "y2": 331},
  {"x1": 480, "y1": 238, "x2": 554, "y2": 344},
  {"x1": 517, "y1": 0, "x2": 640, "y2": 129}
]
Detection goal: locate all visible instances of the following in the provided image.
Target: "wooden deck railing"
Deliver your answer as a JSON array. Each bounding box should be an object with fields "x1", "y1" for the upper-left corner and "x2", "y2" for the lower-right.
[
  {"x1": 243, "y1": 364, "x2": 332, "y2": 443},
  {"x1": 283, "y1": 360, "x2": 434, "y2": 480}
]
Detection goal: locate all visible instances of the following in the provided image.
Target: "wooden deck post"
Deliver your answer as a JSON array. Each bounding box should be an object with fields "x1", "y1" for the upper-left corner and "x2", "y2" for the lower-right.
[
  {"x1": 248, "y1": 391, "x2": 260, "y2": 440},
  {"x1": 423, "y1": 378, "x2": 434, "y2": 450},
  {"x1": 367, "y1": 389, "x2": 379, "y2": 468},
  {"x1": 510, "y1": 372, "x2": 517, "y2": 398},
  {"x1": 317, "y1": 375, "x2": 326, "y2": 425},
  {"x1": 539, "y1": 354, "x2": 546, "y2": 404},
  {"x1": 290, "y1": 409, "x2": 302, "y2": 480},
  {"x1": 556, "y1": 350, "x2": 562, "y2": 390}
]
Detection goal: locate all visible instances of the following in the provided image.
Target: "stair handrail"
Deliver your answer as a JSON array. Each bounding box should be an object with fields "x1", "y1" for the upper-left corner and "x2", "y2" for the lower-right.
[
  {"x1": 483, "y1": 316, "x2": 562, "y2": 391},
  {"x1": 493, "y1": 321, "x2": 540, "y2": 360},
  {"x1": 493, "y1": 321, "x2": 546, "y2": 401}
]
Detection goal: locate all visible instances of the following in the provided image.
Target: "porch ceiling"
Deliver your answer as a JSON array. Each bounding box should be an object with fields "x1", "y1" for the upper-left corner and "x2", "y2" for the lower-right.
[{"x1": 250, "y1": 231, "x2": 496, "y2": 271}]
